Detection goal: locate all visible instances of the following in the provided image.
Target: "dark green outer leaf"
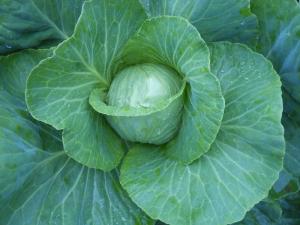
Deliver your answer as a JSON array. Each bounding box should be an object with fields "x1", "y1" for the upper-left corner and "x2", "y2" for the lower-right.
[
  {"x1": 279, "y1": 192, "x2": 300, "y2": 225},
  {"x1": 0, "y1": 49, "x2": 62, "y2": 154},
  {"x1": 0, "y1": 151, "x2": 154, "y2": 225},
  {"x1": 232, "y1": 200, "x2": 282, "y2": 225},
  {"x1": 271, "y1": 92, "x2": 300, "y2": 199},
  {"x1": 0, "y1": 49, "x2": 52, "y2": 99},
  {"x1": 251, "y1": 0, "x2": 300, "y2": 102},
  {"x1": 238, "y1": 0, "x2": 300, "y2": 215},
  {"x1": 233, "y1": 192, "x2": 300, "y2": 225},
  {"x1": 0, "y1": 0, "x2": 84, "y2": 54},
  {"x1": 271, "y1": 116, "x2": 300, "y2": 198},
  {"x1": 0, "y1": 49, "x2": 153, "y2": 225},
  {"x1": 139, "y1": 0, "x2": 258, "y2": 45}
]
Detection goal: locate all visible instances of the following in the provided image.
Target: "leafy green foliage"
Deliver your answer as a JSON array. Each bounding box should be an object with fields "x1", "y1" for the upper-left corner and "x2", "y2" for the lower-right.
[
  {"x1": 139, "y1": 0, "x2": 258, "y2": 45},
  {"x1": 0, "y1": 49, "x2": 153, "y2": 225},
  {"x1": 117, "y1": 16, "x2": 225, "y2": 164},
  {"x1": 252, "y1": 0, "x2": 300, "y2": 102},
  {"x1": 26, "y1": 0, "x2": 148, "y2": 171},
  {"x1": 120, "y1": 42, "x2": 284, "y2": 225},
  {"x1": 1, "y1": 0, "x2": 299, "y2": 225},
  {"x1": 0, "y1": 0, "x2": 84, "y2": 54},
  {"x1": 234, "y1": 0, "x2": 300, "y2": 224}
]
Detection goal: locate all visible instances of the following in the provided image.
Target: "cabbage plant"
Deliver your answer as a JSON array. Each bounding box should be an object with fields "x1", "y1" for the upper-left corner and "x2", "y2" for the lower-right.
[{"x1": 0, "y1": 0, "x2": 299, "y2": 225}]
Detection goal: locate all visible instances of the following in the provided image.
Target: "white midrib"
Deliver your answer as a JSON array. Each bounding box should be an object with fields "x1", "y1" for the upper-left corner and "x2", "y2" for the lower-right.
[{"x1": 31, "y1": 0, "x2": 68, "y2": 40}]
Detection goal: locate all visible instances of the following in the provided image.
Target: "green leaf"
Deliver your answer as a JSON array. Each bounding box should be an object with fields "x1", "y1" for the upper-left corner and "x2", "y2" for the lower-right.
[
  {"x1": 283, "y1": 91, "x2": 300, "y2": 125},
  {"x1": 271, "y1": 93, "x2": 300, "y2": 199},
  {"x1": 0, "y1": 49, "x2": 62, "y2": 154},
  {"x1": 272, "y1": 116, "x2": 300, "y2": 198},
  {"x1": 0, "y1": 49, "x2": 52, "y2": 99},
  {"x1": 279, "y1": 192, "x2": 300, "y2": 225},
  {"x1": 120, "y1": 42, "x2": 284, "y2": 225},
  {"x1": 26, "y1": 0, "x2": 148, "y2": 171},
  {"x1": 0, "y1": 0, "x2": 84, "y2": 54},
  {"x1": 234, "y1": 192, "x2": 300, "y2": 225},
  {"x1": 0, "y1": 92, "x2": 153, "y2": 225},
  {"x1": 232, "y1": 200, "x2": 282, "y2": 225},
  {"x1": 281, "y1": 72, "x2": 300, "y2": 104},
  {"x1": 155, "y1": 221, "x2": 166, "y2": 225},
  {"x1": 139, "y1": 0, "x2": 258, "y2": 45},
  {"x1": 0, "y1": 49, "x2": 62, "y2": 149},
  {"x1": 0, "y1": 90, "x2": 57, "y2": 201},
  {"x1": 0, "y1": 49, "x2": 153, "y2": 225},
  {"x1": 1, "y1": 157, "x2": 154, "y2": 225},
  {"x1": 119, "y1": 16, "x2": 225, "y2": 164},
  {"x1": 283, "y1": 101, "x2": 300, "y2": 182},
  {"x1": 89, "y1": 83, "x2": 185, "y2": 117},
  {"x1": 251, "y1": 0, "x2": 300, "y2": 102}
]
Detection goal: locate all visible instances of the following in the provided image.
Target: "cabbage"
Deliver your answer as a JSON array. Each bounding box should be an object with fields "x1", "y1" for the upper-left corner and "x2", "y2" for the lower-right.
[
  {"x1": 106, "y1": 63, "x2": 183, "y2": 144},
  {"x1": 1, "y1": 0, "x2": 300, "y2": 225}
]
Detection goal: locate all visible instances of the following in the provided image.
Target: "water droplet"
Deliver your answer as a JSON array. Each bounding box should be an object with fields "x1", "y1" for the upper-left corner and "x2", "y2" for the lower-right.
[
  {"x1": 157, "y1": 129, "x2": 161, "y2": 135},
  {"x1": 140, "y1": 101, "x2": 151, "y2": 107}
]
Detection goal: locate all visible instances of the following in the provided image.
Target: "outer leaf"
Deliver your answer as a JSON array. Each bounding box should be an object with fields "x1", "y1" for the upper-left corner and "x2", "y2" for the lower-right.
[
  {"x1": 271, "y1": 93, "x2": 300, "y2": 199},
  {"x1": 120, "y1": 42, "x2": 284, "y2": 225},
  {"x1": 233, "y1": 200, "x2": 282, "y2": 225},
  {"x1": 0, "y1": 156, "x2": 154, "y2": 225},
  {"x1": 273, "y1": 171, "x2": 299, "y2": 200},
  {"x1": 139, "y1": 0, "x2": 258, "y2": 44},
  {"x1": 52, "y1": 190, "x2": 296, "y2": 225},
  {"x1": 26, "y1": 0, "x2": 147, "y2": 171},
  {"x1": 0, "y1": 49, "x2": 52, "y2": 99},
  {"x1": 155, "y1": 221, "x2": 166, "y2": 225},
  {"x1": 0, "y1": 49, "x2": 153, "y2": 225},
  {"x1": 0, "y1": 90, "x2": 58, "y2": 203},
  {"x1": 234, "y1": 192, "x2": 300, "y2": 225},
  {"x1": 272, "y1": 117, "x2": 300, "y2": 198},
  {"x1": 251, "y1": 0, "x2": 300, "y2": 102},
  {"x1": 0, "y1": 49, "x2": 62, "y2": 154},
  {"x1": 0, "y1": 0, "x2": 84, "y2": 54},
  {"x1": 279, "y1": 192, "x2": 300, "y2": 225},
  {"x1": 283, "y1": 98, "x2": 300, "y2": 182},
  {"x1": 118, "y1": 16, "x2": 225, "y2": 164}
]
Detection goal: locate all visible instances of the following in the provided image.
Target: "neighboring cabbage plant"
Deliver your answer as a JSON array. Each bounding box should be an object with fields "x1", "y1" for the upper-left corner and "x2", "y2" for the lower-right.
[{"x1": 0, "y1": 0, "x2": 290, "y2": 225}]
